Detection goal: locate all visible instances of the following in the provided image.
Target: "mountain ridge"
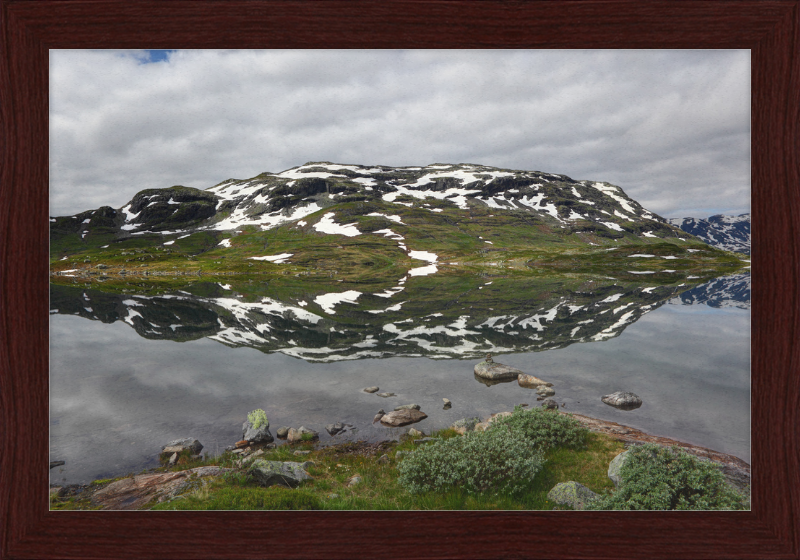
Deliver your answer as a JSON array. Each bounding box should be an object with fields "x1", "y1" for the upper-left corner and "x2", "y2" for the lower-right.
[{"x1": 668, "y1": 213, "x2": 750, "y2": 255}]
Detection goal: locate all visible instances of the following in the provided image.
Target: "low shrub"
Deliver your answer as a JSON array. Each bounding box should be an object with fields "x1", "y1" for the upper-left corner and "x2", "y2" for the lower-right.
[
  {"x1": 587, "y1": 444, "x2": 748, "y2": 510},
  {"x1": 247, "y1": 408, "x2": 268, "y2": 429},
  {"x1": 490, "y1": 406, "x2": 589, "y2": 450},
  {"x1": 397, "y1": 427, "x2": 544, "y2": 495}
]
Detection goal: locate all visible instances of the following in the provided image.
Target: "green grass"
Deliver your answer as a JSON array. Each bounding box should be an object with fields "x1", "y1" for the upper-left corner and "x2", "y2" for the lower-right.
[{"x1": 145, "y1": 423, "x2": 625, "y2": 511}]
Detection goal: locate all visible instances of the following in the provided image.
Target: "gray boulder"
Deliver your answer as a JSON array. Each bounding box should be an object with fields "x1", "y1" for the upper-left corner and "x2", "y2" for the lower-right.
[
  {"x1": 161, "y1": 438, "x2": 203, "y2": 456},
  {"x1": 287, "y1": 426, "x2": 319, "y2": 442},
  {"x1": 608, "y1": 450, "x2": 630, "y2": 487},
  {"x1": 379, "y1": 409, "x2": 427, "y2": 427},
  {"x1": 601, "y1": 391, "x2": 643, "y2": 410},
  {"x1": 451, "y1": 417, "x2": 482, "y2": 434},
  {"x1": 243, "y1": 420, "x2": 274, "y2": 444},
  {"x1": 474, "y1": 360, "x2": 524, "y2": 382},
  {"x1": 247, "y1": 460, "x2": 313, "y2": 488},
  {"x1": 547, "y1": 481, "x2": 598, "y2": 510}
]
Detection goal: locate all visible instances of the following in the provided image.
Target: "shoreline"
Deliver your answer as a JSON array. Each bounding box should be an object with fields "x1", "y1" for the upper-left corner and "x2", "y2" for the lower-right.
[
  {"x1": 562, "y1": 411, "x2": 750, "y2": 489},
  {"x1": 51, "y1": 409, "x2": 750, "y2": 501}
]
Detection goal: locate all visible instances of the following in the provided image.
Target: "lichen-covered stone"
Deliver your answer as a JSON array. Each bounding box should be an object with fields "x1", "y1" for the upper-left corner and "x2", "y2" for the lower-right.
[
  {"x1": 247, "y1": 460, "x2": 313, "y2": 488},
  {"x1": 450, "y1": 417, "x2": 482, "y2": 434},
  {"x1": 547, "y1": 481, "x2": 598, "y2": 510},
  {"x1": 608, "y1": 450, "x2": 630, "y2": 487},
  {"x1": 243, "y1": 420, "x2": 274, "y2": 444}
]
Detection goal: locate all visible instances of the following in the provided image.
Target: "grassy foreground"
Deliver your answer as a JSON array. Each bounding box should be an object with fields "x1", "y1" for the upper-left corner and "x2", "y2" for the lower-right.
[{"x1": 52, "y1": 426, "x2": 624, "y2": 511}]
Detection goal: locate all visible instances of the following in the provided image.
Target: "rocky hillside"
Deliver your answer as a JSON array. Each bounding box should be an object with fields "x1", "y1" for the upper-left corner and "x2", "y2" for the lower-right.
[
  {"x1": 668, "y1": 214, "x2": 750, "y2": 254},
  {"x1": 52, "y1": 162, "x2": 695, "y2": 250}
]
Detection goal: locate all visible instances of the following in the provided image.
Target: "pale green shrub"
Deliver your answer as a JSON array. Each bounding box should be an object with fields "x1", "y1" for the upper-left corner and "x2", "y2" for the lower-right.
[
  {"x1": 587, "y1": 444, "x2": 747, "y2": 510},
  {"x1": 490, "y1": 405, "x2": 588, "y2": 450},
  {"x1": 247, "y1": 409, "x2": 268, "y2": 430},
  {"x1": 397, "y1": 427, "x2": 544, "y2": 495}
]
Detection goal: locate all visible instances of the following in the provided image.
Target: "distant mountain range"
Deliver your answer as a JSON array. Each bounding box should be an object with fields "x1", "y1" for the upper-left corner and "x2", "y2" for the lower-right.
[{"x1": 669, "y1": 214, "x2": 750, "y2": 254}]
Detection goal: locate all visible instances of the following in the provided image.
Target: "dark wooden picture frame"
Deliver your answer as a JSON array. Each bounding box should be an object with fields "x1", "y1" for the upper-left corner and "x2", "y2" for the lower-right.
[{"x1": 2, "y1": 1, "x2": 798, "y2": 558}]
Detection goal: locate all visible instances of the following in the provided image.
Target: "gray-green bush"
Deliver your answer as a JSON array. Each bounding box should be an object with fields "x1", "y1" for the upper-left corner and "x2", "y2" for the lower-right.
[
  {"x1": 397, "y1": 428, "x2": 544, "y2": 495},
  {"x1": 490, "y1": 406, "x2": 589, "y2": 450},
  {"x1": 587, "y1": 444, "x2": 748, "y2": 510}
]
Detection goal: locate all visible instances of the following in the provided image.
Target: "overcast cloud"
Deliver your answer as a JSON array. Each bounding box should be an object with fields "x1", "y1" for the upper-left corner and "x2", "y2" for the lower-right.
[{"x1": 50, "y1": 49, "x2": 750, "y2": 219}]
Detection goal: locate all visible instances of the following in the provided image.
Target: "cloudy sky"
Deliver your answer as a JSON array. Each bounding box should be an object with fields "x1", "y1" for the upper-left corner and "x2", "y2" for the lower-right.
[{"x1": 50, "y1": 49, "x2": 750, "y2": 219}]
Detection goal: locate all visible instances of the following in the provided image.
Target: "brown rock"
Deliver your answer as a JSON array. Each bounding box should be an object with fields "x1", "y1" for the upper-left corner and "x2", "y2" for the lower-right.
[
  {"x1": 517, "y1": 374, "x2": 553, "y2": 388},
  {"x1": 235, "y1": 439, "x2": 249, "y2": 449},
  {"x1": 380, "y1": 409, "x2": 428, "y2": 427}
]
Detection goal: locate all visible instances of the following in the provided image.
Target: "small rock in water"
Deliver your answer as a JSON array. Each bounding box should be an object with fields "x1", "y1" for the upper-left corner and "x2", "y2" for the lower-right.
[
  {"x1": 536, "y1": 386, "x2": 555, "y2": 397},
  {"x1": 363, "y1": 386, "x2": 379, "y2": 393},
  {"x1": 326, "y1": 422, "x2": 345, "y2": 436},
  {"x1": 380, "y1": 409, "x2": 428, "y2": 427},
  {"x1": 408, "y1": 427, "x2": 425, "y2": 437},
  {"x1": 49, "y1": 461, "x2": 65, "y2": 469},
  {"x1": 372, "y1": 410, "x2": 385, "y2": 424},
  {"x1": 394, "y1": 404, "x2": 421, "y2": 411},
  {"x1": 541, "y1": 398, "x2": 559, "y2": 410},
  {"x1": 443, "y1": 402, "x2": 452, "y2": 410},
  {"x1": 518, "y1": 374, "x2": 554, "y2": 389},
  {"x1": 474, "y1": 360, "x2": 524, "y2": 382},
  {"x1": 376, "y1": 392, "x2": 396, "y2": 398},
  {"x1": 287, "y1": 426, "x2": 319, "y2": 442},
  {"x1": 276, "y1": 426, "x2": 290, "y2": 439},
  {"x1": 601, "y1": 391, "x2": 643, "y2": 410}
]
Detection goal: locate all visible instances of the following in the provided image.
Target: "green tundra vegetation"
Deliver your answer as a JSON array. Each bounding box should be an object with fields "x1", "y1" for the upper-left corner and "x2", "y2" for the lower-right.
[{"x1": 51, "y1": 408, "x2": 747, "y2": 511}]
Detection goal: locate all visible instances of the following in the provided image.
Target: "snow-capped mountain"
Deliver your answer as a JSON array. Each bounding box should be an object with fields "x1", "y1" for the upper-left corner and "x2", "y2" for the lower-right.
[
  {"x1": 668, "y1": 214, "x2": 750, "y2": 254},
  {"x1": 53, "y1": 162, "x2": 694, "y2": 243}
]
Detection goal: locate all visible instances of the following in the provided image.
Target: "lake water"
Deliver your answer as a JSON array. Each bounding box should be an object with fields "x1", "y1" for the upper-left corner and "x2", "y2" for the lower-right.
[{"x1": 49, "y1": 272, "x2": 750, "y2": 485}]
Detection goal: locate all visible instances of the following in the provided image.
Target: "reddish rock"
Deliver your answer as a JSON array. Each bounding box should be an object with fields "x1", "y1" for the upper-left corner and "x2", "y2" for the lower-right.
[
  {"x1": 90, "y1": 466, "x2": 236, "y2": 510},
  {"x1": 235, "y1": 439, "x2": 249, "y2": 449}
]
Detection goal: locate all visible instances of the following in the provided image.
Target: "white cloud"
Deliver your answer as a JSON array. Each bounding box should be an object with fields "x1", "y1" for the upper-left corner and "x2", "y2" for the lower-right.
[{"x1": 50, "y1": 49, "x2": 750, "y2": 219}]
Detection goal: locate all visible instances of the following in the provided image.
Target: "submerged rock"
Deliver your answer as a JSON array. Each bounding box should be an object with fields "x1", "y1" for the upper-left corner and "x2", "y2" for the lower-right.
[
  {"x1": 394, "y1": 403, "x2": 421, "y2": 411},
  {"x1": 547, "y1": 481, "x2": 598, "y2": 510},
  {"x1": 380, "y1": 409, "x2": 428, "y2": 427},
  {"x1": 601, "y1": 391, "x2": 643, "y2": 410},
  {"x1": 376, "y1": 392, "x2": 396, "y2": 398},
  {"x1": 474, "y1": 359, "x2": 524, "y2": 382},
  {"x1": 363, "y1": 386, "x2": 379, "y2": 393},
  {"x1": 517, "y1": 374, "x2": 553, "y2": 389},
  {"x1": 536, "y1": 386, "x2": 555, "y2": 397}
]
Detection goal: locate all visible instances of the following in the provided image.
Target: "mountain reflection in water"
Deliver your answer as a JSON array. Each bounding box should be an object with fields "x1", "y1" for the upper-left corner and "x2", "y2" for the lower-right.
[
  {"x1": 49, "y1": 271, "x2": 750, "y2": 485},
  {"x1": 50, "y1": 272, "x2": 747, "y2": 362}
]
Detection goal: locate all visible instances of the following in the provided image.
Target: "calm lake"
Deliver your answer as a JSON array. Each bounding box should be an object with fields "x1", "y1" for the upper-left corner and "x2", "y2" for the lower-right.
[{"x1": 49, "y1": 271, "x2": 750, "y2": 485}]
